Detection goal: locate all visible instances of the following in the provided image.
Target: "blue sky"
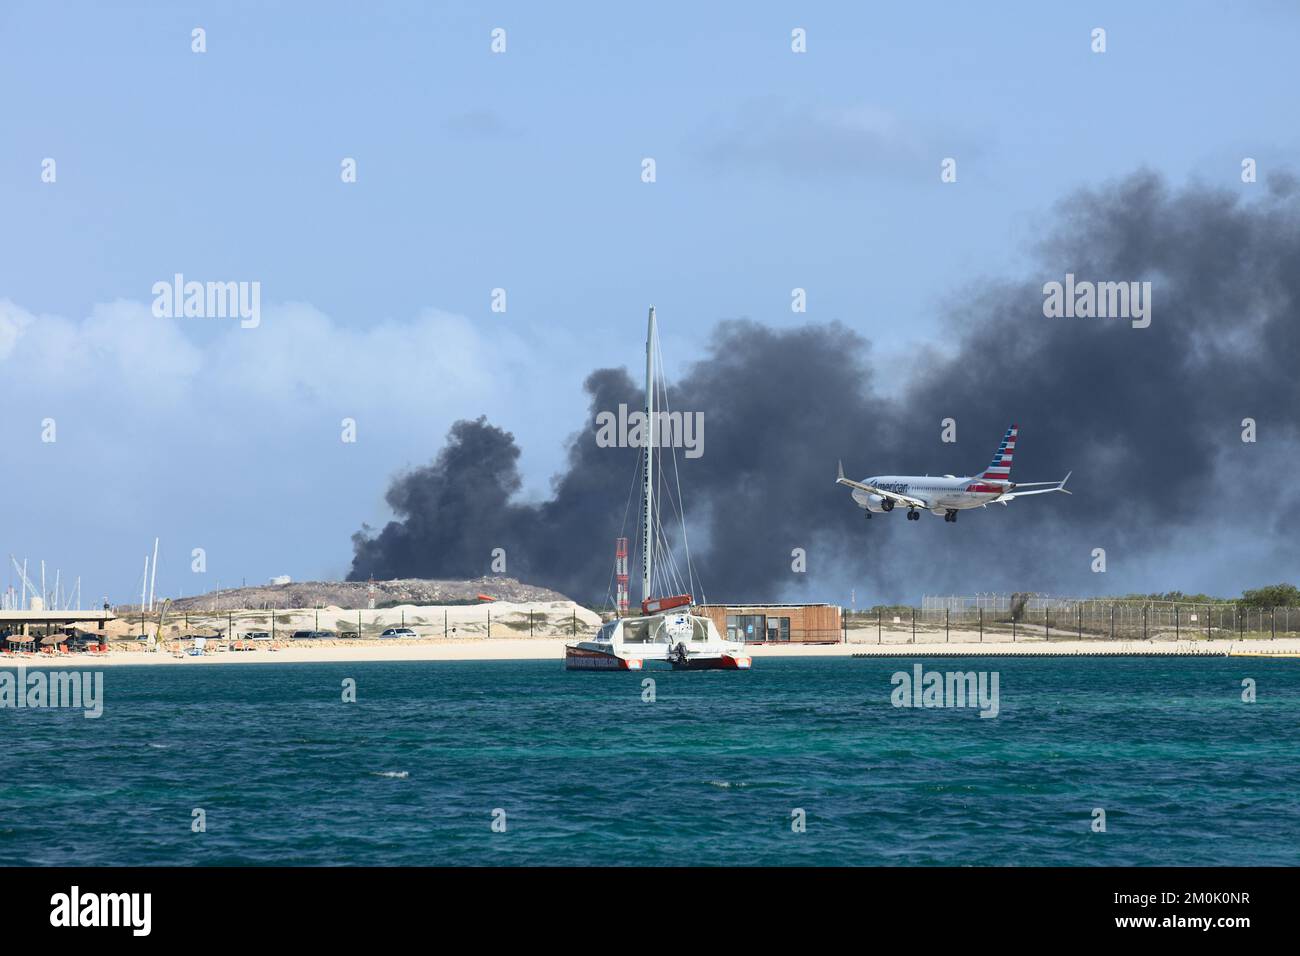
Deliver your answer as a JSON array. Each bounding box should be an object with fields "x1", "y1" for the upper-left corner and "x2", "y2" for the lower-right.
[{"x1": 1, "y1": 1, "x2": 1296, "y2": 604}]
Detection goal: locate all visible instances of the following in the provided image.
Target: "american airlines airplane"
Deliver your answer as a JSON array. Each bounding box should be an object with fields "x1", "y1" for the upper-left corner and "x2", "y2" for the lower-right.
[{"x1": 836, "y1": 425, "x2": 1071, "y2": 522}]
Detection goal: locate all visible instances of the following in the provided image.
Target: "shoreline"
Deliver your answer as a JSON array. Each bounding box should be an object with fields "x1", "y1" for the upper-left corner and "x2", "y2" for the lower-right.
[{"x1": 2, "y1": 636, "x2": 1298, "y2": 666}]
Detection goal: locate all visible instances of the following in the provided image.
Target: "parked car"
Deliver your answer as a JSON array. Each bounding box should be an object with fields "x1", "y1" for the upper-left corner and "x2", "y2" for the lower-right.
[
  {"x1": 291, "y1": 629, "x2": 336, "y2": 640},
  {"x1": 339, "y1": 631, "x2": 359, "y2": 640},
  {"x1": 244, "y1": 631, "x2": 271, "y2": 641},
  {"x1": 380, "y1": 627, "x2": 417, "y2": 639},
  {"x1": 290, "y1": 630, "x2": 314, "y2": 640}
]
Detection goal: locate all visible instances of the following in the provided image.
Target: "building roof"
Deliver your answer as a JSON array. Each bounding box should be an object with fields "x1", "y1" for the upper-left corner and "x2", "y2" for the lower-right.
[
  {"x1": 696, "y1": 603, "x2": 838, "y2": 609},
  {"x1": 0, "y1": 610, "x2": 116, "y2": 624}
]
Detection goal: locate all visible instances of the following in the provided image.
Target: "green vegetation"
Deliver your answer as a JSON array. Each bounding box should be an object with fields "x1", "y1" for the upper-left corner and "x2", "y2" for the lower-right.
[
  {"x1": 1240, "y1": 583, "x2": 1300, "y2": 607},
  {"x1": 1101, "y1": 584, "x2": 1298, "y2": 607},
  {"x1": 1109, "y1": 591, "x2": 1232, "y2": 604}
]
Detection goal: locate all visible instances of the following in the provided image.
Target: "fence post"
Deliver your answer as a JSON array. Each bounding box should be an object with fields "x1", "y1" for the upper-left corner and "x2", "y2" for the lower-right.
[
  {"x1": 1271, "y1": 607, "x2": 1276, "y2": 640},
  {"x1": 878, "y1": 607, "x2": 882, "y2": 644},
  {"x1": 529, "y1": 609, "x2": 533, "y2": 637},
  {"x1": 572, "y1": 608, "x2": 577, "y2": 636},
  {"x1": 1078, "y1": 605, "x2": 1082, "y2": 640},
  {"x1": 1012, "y1": 614, "x2": 1017, "y2": 642},
  {"x1": 945, "y1": 608, "x2": 949, "y2": 643},
  {"x1": 1175, "y1": 605, "x2": 1179, "y2": 640},
  {"x1": 1143, "y1": 605, "x2": 1148, "y2": 641},
  {"x1": 1045, "y1": 607, "x2": 1051, "y2": 642},
  {"x1": 444, "y1": 609, "x2": 448, "y2": 638},
  {"x1": 1206, "y1": 605, "x2": 1210, "y2": 641},
  {"x1": 911, "y1": 608, "x2": 915, "y2": 644},
  {"x1": 978, "y1": 607, "x2": 983, "y2": 643},
  {"x1": 1109, "y1": 605, "x2": 1114, "y2": 640},
  {"x1": 487, "y1": 607, "x2": 491, "y2": 638}
]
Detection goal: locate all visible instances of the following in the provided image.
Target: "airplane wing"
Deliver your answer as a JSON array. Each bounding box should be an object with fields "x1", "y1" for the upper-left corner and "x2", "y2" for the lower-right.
[
  {"x1": 995, "y1": 471, "x2": 1072, "y2": 502},
  {"x1": 836, "y1": 461, "x2": 927, "y2": 508}
]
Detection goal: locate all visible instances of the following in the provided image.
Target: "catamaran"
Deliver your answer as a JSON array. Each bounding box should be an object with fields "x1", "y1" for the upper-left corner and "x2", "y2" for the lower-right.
[{"x1": 565, "y1": 307, "x2": 751, "y2": 672}]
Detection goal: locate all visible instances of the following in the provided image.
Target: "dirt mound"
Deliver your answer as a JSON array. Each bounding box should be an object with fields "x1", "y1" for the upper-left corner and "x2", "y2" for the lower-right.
[{"x1": 165, "y1": 576, "x2": 574, "y2": 613}]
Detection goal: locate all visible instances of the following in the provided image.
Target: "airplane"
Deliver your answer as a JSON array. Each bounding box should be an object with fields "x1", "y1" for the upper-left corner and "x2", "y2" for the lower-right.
[{"x1": 836, "y1": 424, "x2": 1071, "y2": 522}]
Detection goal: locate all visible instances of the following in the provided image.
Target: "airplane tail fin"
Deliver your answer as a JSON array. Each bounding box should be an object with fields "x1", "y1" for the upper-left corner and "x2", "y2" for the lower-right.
[{"x1": 980, "y1": 424, "x2": 1018, "y2": 480}]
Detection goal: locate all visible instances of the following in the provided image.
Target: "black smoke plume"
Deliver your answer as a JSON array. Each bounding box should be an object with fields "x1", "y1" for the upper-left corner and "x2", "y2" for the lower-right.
[{"x1": 350, "y1": 171, "x2": 1300, "y2": 603}]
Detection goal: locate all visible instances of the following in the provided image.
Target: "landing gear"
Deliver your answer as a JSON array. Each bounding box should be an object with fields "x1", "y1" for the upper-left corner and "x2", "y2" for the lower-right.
[
  {"x1": 944, "y1": 510, "x2": 958, "y2": 522},
  {"x1": 864, "y1": 510, "x2": 872, "y2": 519},
  {"x1": 906, "y1": 509, "x2": 919, "y2": 521}
]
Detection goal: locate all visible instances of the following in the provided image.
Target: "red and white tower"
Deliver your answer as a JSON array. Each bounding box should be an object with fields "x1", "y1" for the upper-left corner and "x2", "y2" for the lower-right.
[{"x1": 615, "y1": 537, "x2": 629, "y2": 616}]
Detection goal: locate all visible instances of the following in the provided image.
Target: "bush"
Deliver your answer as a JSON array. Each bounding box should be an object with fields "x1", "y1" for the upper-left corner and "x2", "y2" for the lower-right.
[{"x1": 1240, "y1": 583, "x2": 1300, "y2": 608}]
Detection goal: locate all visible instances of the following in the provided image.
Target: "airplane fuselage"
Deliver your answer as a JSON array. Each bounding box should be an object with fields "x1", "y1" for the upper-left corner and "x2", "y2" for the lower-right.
[
  {"x1": 853, "y1": 475, "x2": 1006, "y2": 514},
  {"x1": 837, "y1": 425, "x2": 1070, "y2": 521}
]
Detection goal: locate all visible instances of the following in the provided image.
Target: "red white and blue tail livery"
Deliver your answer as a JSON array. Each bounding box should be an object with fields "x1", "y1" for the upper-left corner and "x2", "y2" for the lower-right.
[{"x1": 836, "y1": 424, "x2": 1071, "y2": 522}]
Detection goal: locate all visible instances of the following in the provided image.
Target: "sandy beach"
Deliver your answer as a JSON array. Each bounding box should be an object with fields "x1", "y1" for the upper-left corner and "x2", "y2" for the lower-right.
[{"x1": 4, "y1": 634, "x2": 1298, "y2": 666}]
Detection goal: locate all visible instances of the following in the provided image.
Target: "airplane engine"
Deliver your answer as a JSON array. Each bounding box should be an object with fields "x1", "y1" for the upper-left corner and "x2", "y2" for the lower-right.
[{"x1": 866, "y1": 494, "x2": 892, "y2": 513}]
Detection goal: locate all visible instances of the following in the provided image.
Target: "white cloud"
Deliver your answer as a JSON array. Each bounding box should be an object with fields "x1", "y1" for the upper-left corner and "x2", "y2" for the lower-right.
[{"x1": 0, "y1": 297, "x2": 565, "y2": 601}]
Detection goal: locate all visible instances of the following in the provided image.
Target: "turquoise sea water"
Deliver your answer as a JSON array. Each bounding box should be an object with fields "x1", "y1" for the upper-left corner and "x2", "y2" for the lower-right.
[{"x1": 1, "y1": 657, "x2": 1297, "y2": 866}]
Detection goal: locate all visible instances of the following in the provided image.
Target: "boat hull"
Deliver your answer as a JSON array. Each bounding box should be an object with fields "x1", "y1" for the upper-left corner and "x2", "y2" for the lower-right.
[
  {"x1": 565, "y1": 645, "x2": 643, "y2": 671},
  {"x1": 670, "y1": 653, "x2": 752, "y2": 671}
]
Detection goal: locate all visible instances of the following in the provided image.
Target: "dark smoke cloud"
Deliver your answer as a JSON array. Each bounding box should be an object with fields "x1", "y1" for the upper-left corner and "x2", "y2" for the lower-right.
[{"x1": 351, "y1": 171, "x2": 1300, "y2": 603}]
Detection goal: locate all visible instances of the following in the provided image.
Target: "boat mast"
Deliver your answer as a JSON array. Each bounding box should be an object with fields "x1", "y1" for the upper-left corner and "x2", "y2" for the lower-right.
[{"x1": 641, "y1": 306, "x2": 656, "y2": 605}]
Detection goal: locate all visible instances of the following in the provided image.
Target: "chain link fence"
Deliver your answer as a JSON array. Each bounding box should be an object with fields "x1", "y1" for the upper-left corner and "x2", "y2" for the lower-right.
[{"x1": 845, "y1": 597, "x2": 1299, "y2": 644}]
